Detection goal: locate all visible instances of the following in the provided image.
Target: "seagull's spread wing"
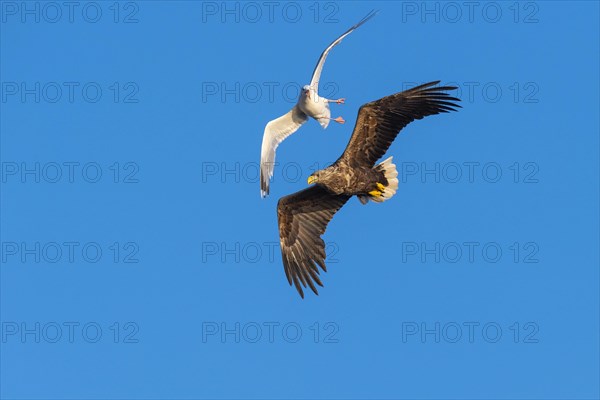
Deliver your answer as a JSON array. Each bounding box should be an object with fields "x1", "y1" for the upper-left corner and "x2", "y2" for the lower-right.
[
  {"x1": 309, "y1": 10, "x2": 377, "y2": 93},
  {"x1": 260, "y1": 106, "x2": 308, "y2": 198},
  {"x1": 338, "y1": 81, "x2": 461, "y2": 168},
  {"x1": 277, "y1": 185, "x2": 350, "y2": 298}
]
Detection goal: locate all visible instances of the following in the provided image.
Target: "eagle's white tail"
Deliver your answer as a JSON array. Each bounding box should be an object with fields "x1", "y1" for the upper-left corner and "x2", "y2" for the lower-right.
[{"x1": 369, "y1": 156, "x2": 398, "y2": 203}]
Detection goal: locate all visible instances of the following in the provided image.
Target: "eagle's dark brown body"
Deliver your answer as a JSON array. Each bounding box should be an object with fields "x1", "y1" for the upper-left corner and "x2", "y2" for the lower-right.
[{"x1": 312, "y1": 161, "x2": 387, "y2": 195}]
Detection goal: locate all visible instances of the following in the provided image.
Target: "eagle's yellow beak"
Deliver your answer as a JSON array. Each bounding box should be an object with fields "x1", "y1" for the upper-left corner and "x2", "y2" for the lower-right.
[{"x1": 307, "y1": 175, "x2": 317, "y2": 185}]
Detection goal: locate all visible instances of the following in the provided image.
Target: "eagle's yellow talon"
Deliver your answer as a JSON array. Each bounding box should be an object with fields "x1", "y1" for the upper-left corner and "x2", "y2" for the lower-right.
[
  {"x1": 369, "y1": 190, "x2": 382, "y2": 197},
  {"x1": 376, "y1": 182, "x2": 386, "y2": 191}
]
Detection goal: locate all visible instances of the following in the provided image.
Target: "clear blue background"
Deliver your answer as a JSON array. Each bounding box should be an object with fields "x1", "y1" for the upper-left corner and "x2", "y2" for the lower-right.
[{"x1": 1, "y1": 1, "x2": 599, "y2": 399}]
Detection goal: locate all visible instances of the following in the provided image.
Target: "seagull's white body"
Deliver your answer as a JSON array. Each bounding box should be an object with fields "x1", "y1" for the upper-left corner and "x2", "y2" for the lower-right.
[
  {"x1": 260, "y1": 10, "x2": 377, "y2": 198},
  {"x1": 297, "y1": 88, "x2": 332, "y2": 129}
]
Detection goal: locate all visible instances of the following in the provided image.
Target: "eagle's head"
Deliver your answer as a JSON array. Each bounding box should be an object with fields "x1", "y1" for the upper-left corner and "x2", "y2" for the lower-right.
[{"x1": 307, "y1": 170, "x2": 327, "y2": 185}]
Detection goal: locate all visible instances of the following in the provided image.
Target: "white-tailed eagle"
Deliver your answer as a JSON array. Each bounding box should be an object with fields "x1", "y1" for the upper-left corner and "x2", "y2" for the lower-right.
[{"x1": 277, "y1": 81, "x2": 461, "y2": 297}]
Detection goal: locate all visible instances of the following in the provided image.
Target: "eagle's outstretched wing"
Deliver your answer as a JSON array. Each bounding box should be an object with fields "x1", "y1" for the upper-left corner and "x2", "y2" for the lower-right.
[
  {"x1": 309, "y1": 10, "x2": 378, "y2": 93},
  {"x1": 338, "y1": 81, "x2": 461, "y2": 167},
  {"x1": 277, "y1": 186, "x2": 350, "y2": 298},
  {"x1": 260, "y1": 106, "x2": 308, "y2": 198}
]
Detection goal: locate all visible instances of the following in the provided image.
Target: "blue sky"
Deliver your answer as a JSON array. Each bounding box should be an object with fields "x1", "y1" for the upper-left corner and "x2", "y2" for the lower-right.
[{"x1": 1, "y1": 1, "x2": 599, "y2": 399}]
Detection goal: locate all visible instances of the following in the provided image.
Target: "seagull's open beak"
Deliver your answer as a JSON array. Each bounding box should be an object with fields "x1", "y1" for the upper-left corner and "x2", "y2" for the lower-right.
[
  {"x1": 307, "y1": 175, "x2": 317, "y2": 185},
  {"x1": 304, "y1": 90, "x2": 310, "y2": 99}
]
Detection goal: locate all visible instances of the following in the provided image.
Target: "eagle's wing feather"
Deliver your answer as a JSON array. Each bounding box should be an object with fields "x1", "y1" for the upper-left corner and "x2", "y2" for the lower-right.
[
  {"x1": 260, "y1": 106, "x2": 308, "y2": 197},
  {"x1": 277, "y1": 186, "x2": 350, "y2": 298},
  {"x1": 338, "y1": 81, "x2": 461, "y2": 167},
  {"x1": 309, "y1": 10, "x2": 377, "y2": 93}
]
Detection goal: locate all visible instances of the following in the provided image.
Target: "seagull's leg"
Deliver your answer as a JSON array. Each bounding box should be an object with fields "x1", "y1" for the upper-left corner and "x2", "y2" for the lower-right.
[
  {"x1": 324, "y1": 97, "x2": 345, "y2": 123},
  {"x1": 328, "y1": 116, "x2": 345, "y2": 124}
]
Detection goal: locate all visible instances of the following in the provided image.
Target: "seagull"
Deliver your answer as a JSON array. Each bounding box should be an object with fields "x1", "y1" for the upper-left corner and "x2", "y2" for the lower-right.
[
  {"x1": 276, "y1": 82, "x2": 462, "y2": 298},
  {"x1": 260, "y1": 10, "x2": 378, "y2": 198}
]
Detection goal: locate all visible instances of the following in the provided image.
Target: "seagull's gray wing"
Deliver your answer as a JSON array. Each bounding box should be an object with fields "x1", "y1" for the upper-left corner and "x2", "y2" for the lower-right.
[
  {"x1": 260, "y1": 106, "x2": 308, "y2": 198},
  {"x1": 309, "y1": 10, "x2": 378, "y2": 92}
]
